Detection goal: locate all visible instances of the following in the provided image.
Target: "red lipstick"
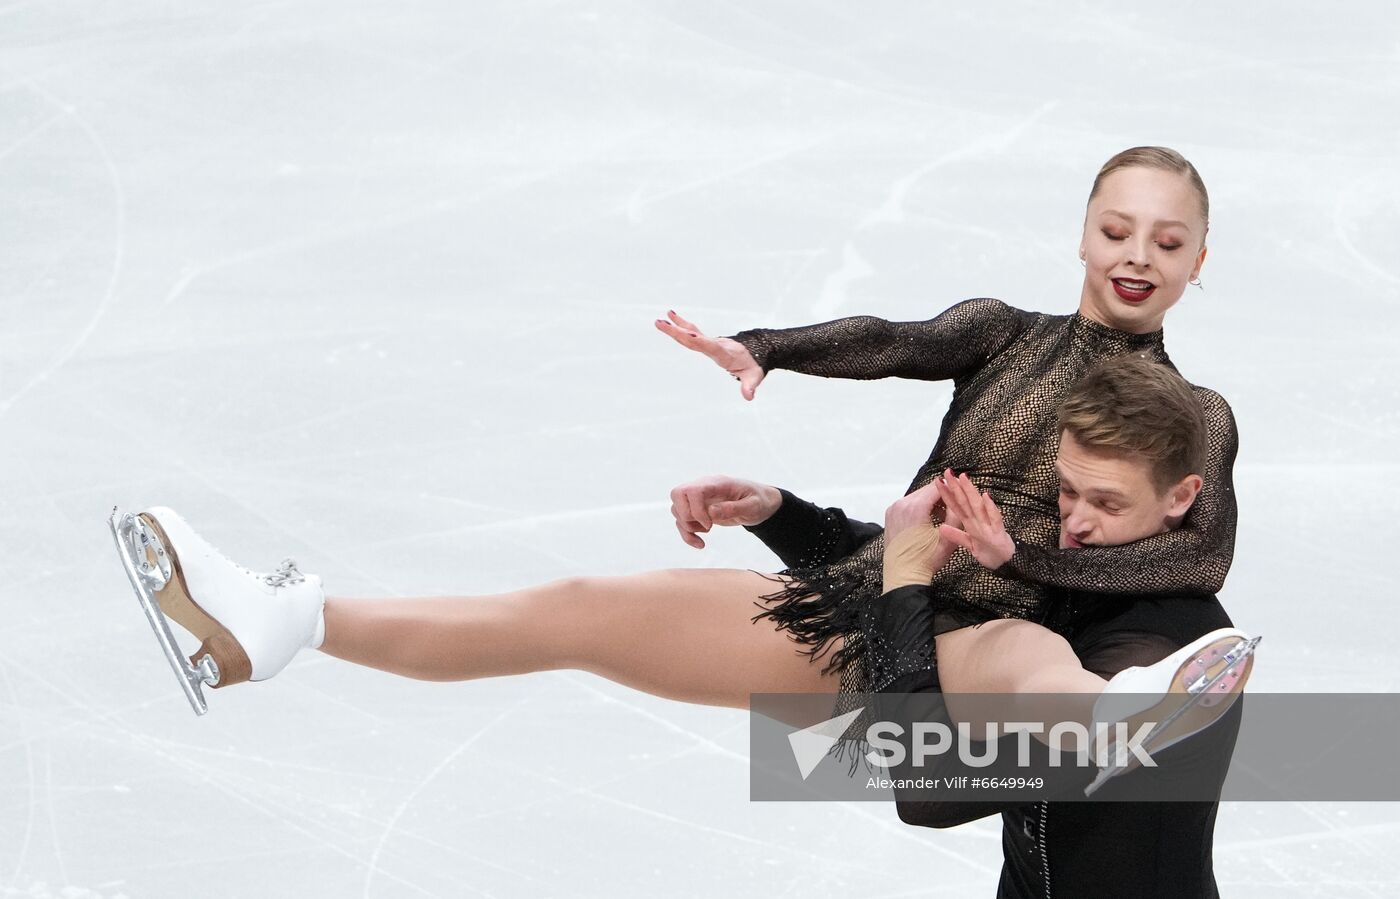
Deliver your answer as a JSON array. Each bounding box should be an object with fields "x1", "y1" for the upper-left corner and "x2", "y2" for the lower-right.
[{"x1": 1111, "y1": 278, "x2": 1155, "y2": 303}]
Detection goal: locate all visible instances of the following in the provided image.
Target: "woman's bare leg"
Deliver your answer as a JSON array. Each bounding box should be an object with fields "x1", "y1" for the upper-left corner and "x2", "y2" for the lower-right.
[
  {"x1": 937, "y1": 620, "x2": 1106, "y2": 695},
  {"x1": 935, "y1": 620, "x2": 1105, "y2": 747},
  {"x1": 318, "y1": 568, "x2": 841, "y2": 710}
]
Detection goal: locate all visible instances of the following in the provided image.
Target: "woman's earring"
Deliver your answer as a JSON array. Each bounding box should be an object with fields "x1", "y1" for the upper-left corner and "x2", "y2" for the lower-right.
[
  {"x1": 1189, "y1": 275, "x2": 1203, "y2": 289},
  {"x1": 1079, "y1": 258, "x2": 1086, "y2": 267}
]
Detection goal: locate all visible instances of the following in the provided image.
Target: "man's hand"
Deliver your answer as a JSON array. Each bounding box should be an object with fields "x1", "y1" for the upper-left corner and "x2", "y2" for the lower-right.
[
  {"x1": 881, "y1": 480, "x2": 956, "y2": 593},
  {"x1": 938, "y1": 469, "x2": 1016, "y2": 571},
  {"x1": 669, "y1": 475, "x2": 783, "y2": 549}
]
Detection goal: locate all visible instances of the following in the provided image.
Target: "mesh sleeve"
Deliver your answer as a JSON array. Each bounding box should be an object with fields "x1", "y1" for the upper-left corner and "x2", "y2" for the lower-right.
[
  {"x1": 995, "y1": 388, "x2": 1239, "y2": 596},
  {"x1": 725, "y1": 297, "x2": 1033, "y2": 381}
]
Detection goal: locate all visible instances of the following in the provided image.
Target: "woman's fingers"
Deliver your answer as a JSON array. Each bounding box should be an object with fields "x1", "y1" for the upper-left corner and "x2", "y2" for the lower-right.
[
  {"x1": 666, "y1": 309, "x2": 702, "y2": 335},
  {"x1": 988, "y1": 497, "x2": 1006, "y2": 530},
  {"x1": 654, "y1": 316, "x2": 708, "y2": 350},
  {"x1": 968, "y1": 484, "x2": 995, "y2": 530},
  {"x1": 942, "y1": 478, "x2": 972, "y2": 522},
  {"x1": 658, "y1": 318, "x2": 742, "y2": 381},
  {"x1": 660, "y1": 322, "x2": 711, "y2": 350},
  {"x1": 978, "y1": 490, "x2": 1003, "y2": 526},
  {"x1": 939, "y1": 526, "x2": 972, "y2": 553},
  {"x1": 656, "y1": 311, "x2": 709, "y2": 349},
  {"x1": 957, "y1": 473, "x2": 995, "y2": 530},
  {"x1": 654, "y1": 319, "x2": 698, "y2": 355},
  {"x1": 946, "y1": 477, "x2": 1014, "y2": 569},
  {"x1": 943, "y1": 473, "x2": 979, "y2": 524},
  {"x1": 940, "y1": 472, "x2": 1002, "y2": 553}
]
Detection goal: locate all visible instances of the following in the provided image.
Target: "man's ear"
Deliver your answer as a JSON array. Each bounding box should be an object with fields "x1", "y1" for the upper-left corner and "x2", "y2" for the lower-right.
[{"x1": 1167, "y1": 474, "x2": 1204, "y2": 518}]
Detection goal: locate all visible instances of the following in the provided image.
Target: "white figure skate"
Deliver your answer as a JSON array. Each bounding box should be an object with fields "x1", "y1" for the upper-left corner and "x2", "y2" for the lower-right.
[
  {"x1": 1084, "y1": 627, "x2": 1259, "y2": 796},
  {"x1": 109, "y1": 506, "x2": 326, "y2": 716}
]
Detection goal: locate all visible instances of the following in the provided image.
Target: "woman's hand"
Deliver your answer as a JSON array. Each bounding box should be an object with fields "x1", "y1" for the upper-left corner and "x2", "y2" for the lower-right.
[
  {"x1": 937, "y1": 469, "x2": 1016, "y2": 571},
  {"x1": 654, "y1": 310, "x2": 765, "y2": 401}
]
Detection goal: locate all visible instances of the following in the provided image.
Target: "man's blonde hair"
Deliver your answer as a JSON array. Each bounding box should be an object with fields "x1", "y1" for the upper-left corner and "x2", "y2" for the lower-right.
[{"x1": 1057, "y1": 356, "x2": 1208, "y2": 494}]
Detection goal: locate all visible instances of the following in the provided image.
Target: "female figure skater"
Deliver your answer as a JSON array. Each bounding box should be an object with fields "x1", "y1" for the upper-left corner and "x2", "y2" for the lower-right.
[{"x1": 111, "y1": 147, "x2": 1239, "y2": 732}]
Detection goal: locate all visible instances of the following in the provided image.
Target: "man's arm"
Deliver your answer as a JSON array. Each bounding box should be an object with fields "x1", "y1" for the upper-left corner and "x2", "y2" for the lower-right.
[
  {"x1": 865, "y1": 584, "x2": 1037, "y2": 828},
  {"x1": 870, "y1": 486, "x2": 1141, "y2": 827},
  {"x1": 743, "y1": 488, "x2": 884, "y2": 570},
  {"x1": 868, "y1": 484, "x2": 1020, "y2": 825},
  {"x1": 667, "y1": 475, "x2": 881, "y2": 568}
]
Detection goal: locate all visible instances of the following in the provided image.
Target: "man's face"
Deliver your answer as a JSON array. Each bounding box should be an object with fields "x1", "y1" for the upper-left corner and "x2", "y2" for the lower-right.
[{"x1": 1055, "y1": 430, "x2": 1197, "y2": 548}]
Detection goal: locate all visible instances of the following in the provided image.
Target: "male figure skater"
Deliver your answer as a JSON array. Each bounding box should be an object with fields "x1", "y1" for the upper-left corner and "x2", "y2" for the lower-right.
[{"x1": 720, "y1": 357, "x2": 1246, "y2": 897}]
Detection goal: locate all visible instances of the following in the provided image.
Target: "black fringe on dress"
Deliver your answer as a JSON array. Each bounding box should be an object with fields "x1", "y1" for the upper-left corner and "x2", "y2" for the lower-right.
[
  {"x1": 748, "y1": 567, "x2": 894, "y2": 776},
  {"x1": 747, "y1": 566, "x2": 873, "y2": 677}
]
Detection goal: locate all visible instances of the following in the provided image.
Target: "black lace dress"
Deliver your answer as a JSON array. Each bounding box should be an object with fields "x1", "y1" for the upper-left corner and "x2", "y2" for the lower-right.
[{"x1": 725, "y1": 298, "x2": 1239, "y2": 706}]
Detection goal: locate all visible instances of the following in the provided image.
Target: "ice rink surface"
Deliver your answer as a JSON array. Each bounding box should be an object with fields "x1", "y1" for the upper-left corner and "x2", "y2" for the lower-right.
[{"x1": 1, "y1": 1, "x2": 1398, "y2": 896}]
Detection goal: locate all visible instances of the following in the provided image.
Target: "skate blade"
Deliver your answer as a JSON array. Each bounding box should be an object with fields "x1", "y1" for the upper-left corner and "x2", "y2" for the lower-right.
[
  {"x1": 1084, "y1": 634, "x2": 1260, "y2": 797},
  {"x1": 110, "y1": 508, "x2": 217, "y2": 715}
]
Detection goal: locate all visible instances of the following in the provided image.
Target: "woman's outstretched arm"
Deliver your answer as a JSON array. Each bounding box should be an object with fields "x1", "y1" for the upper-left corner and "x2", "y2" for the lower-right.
[
  {"x1": 724, "y1": 297, "x2": 1034, "y2": 383},
  {"x1": 656, "y1": 298, "x2": 1036, "y2": 400}
]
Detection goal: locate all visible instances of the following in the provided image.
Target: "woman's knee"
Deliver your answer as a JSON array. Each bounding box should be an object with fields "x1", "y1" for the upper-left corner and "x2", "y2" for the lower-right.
[
  {"x1": 548, "y1": 569, "x2": 683, "y2": 600},
  {"x1": 544, "y1": 574, "x2": 600, "y2": 600}
]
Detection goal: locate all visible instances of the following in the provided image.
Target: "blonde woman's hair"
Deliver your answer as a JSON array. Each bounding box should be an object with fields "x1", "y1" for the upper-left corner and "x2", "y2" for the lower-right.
[{"x1": 1088, "y1": 146, "x2": 1210, "y2": 236}]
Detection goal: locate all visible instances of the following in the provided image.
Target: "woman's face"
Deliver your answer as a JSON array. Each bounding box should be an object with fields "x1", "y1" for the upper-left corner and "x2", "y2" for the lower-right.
[{"x1": 1078, "y1": 166, "x2": 1208, "y2": 334}]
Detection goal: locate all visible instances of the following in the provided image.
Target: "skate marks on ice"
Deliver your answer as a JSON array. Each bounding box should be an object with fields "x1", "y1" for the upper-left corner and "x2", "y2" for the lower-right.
[
  {"x1": 0, "y1": 81, "x2": 125, "y2": 420},
  {"x1": 1332, "y1": 173, "x2": 1400, "y2": 295}
]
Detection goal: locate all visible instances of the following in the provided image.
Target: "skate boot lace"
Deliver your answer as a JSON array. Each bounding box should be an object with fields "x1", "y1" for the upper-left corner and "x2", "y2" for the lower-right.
[
  {"x1": 150, "y1": 511, "x2": 309, "y2": 589},
  {"x1": 264, "y1": 558, "x2": 306, "y2": 588}
]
